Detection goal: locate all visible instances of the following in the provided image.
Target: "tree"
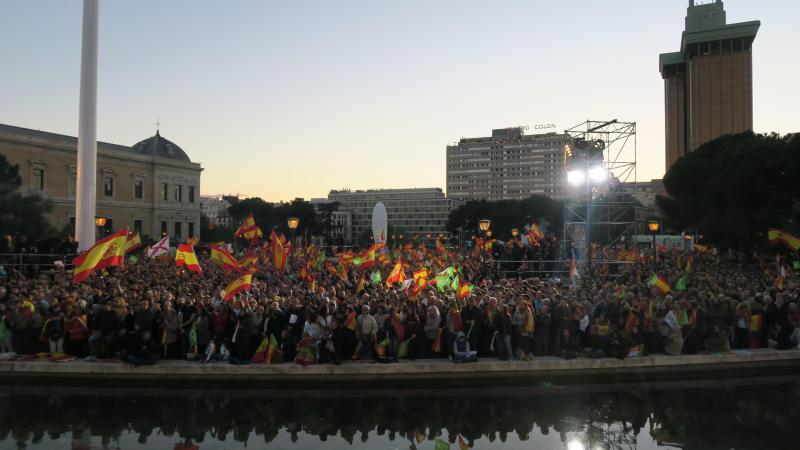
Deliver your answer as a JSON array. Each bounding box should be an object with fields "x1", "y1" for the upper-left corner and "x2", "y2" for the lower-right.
[
  {"x1": 227, "y1": 197, "x2": 319, "y2": 242},
  {"x1": 656, "y1": 132, "x2": 800, "y2": 251},
  {"x1": 0, "y1": 153, "x2": 54, "y2": 249},
  {"x1": 200, "y1": 214, "x2": 236, "y2": 243},
  {"x1": 446, "y1": 195, "x2": 563, "y2": 241}
]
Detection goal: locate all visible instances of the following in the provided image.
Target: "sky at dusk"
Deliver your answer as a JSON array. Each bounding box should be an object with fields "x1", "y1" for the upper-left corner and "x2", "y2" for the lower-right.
[{"x1": 1, "y1": 0, "x2": 797, "y2": 201}]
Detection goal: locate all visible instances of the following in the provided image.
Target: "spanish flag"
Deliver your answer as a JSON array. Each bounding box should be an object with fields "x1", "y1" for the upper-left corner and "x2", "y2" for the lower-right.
[
  {"x1": 72, "y1": 228, "x2": 128, "y2": 283},
  {"x1": 386, "y1": 261, "x2": 405, "y2": 287},
  {"x1": 210, "y1": 245, "x2": 241, "y2": 271},
  {"x1": 768, "y1": 228, "x2": 800, "y2": 253},
  {"x1": 457, "y1": 281, "x2": 473, "y2": 300},
  {"x1": 272, "y1": 232, "x2": 288, "y2": 271},
  {"x1": 238, "y1": 252, "x2": 259, "y2": 269},
  {"x1": 175, "y1": 244, "x2": 201, "y2": 272},
  {"x1": 336, "y1": 260, "x2": 348, "y2": 281},
  {"x1": 413, "y1": 268, "x2": 429, "y2": 290},
  {"x1": 648, "y1": 274, "x2": 671, "y2": 295},
  {"x1": 529, "y1": 222, "x2": 544, "y2": 243},
  {"x1": 125, "y1": 232, "x2": 142, "y2": 254},
  {"x1": 223, "y1": 271, "x2": 253, "y2": 302},
  {"x1": 435, "y1": 239, "x2": 447, "y2": 255},
  {"x1": 234, "y1": 213, "x2": 263, "y2": 240},
  {"x1": 344, "y1": 311, "x2": 357, "y2": 331}
]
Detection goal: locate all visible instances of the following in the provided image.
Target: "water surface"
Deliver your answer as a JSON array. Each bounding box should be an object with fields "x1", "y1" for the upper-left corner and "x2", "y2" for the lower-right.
[{"x1": 0, "y1": 377, "x2": 797, "y2": 450}]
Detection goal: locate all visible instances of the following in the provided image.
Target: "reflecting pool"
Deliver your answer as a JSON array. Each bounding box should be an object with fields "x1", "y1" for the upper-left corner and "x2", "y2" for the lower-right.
[{"x1": 0, "y1": 376, "x2": 798, "y2": 449}]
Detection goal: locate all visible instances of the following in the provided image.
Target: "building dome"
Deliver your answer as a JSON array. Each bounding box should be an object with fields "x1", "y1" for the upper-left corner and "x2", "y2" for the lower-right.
[{"x1": 130, "y1": 131, "x2": 191, "y2": 162}]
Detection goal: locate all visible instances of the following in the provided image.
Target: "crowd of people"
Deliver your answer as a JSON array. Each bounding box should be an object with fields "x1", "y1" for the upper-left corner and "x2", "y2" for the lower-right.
[{"x1": 1, "y1": 239, "x2": 798, "y2": 367}]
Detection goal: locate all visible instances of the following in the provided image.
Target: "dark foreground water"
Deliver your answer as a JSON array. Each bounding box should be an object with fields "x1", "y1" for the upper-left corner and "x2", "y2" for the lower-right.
[{"x1": 0, "y1": 376, "x2": 798, "y2": 450}]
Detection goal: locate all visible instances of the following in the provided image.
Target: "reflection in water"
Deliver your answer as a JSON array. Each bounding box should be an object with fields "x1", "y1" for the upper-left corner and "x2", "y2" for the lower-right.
[{"x1": 0, "y1": 378, "x2": 798, "y2": 450}]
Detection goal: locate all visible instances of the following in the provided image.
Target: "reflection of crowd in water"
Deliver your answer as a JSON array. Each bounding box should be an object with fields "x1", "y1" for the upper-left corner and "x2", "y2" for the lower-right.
[{"x1": 0, "y1": 382, "x2": 799, "y2": 449}]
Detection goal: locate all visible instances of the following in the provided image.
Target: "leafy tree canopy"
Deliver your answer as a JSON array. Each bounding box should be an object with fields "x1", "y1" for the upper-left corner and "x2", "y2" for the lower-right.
[
  {"x1": 0, "y1": 153, "x2": 54, "y2": 247},
  {"x1": 656, "y1": 132, "x2": 800, "y2": 251},
  {"x1": 227, "y1": 197, "x2": 319, "y2": 238},
  {"x1": 446, "y1": 195, "x2": 563, "y2": 241}
]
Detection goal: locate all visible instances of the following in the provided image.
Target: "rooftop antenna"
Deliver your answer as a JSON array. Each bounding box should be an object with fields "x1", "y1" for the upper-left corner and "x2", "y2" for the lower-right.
[{"x1": 156, "y1": 115, "x2": 160, "y2": 134}]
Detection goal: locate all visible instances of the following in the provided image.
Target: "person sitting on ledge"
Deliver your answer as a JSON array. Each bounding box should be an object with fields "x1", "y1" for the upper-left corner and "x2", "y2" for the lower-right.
[
  {"x1": 452, "y1": 331, "x2": 477, "y2": 363},
  {"x1": 122, "y1": 329, "x2": 160, "y2": 367}
]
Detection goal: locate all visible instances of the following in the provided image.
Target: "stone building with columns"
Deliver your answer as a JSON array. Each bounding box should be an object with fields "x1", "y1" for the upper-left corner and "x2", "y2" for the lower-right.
[{"x1": 0, "y1": 123, "x2": 202, "y2": 242}]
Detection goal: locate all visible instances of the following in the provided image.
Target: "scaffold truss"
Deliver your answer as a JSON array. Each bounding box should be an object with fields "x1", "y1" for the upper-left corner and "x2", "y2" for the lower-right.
[{"x1": 562, "y1": 119, "x2": 638, "y2": 261}]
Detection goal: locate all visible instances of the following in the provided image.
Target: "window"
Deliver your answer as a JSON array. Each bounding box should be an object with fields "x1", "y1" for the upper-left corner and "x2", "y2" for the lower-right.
[
  {"x1": 68, "y1": 172, "x2": 77, "y2": 197},
  {"x1": 133, "y1": 219, "x2": 143, "y2": 234},
  {"x1": 188, "y1": 186, "x2": 195, "y2": 203},
  {"x1": 174, "y1": 185, "x2": 182, "y2": 202},
  {"x1": 104, "y1": 176, "x2": 114, "y2": 197},
  {"x1": 69, "y1": 217, "x2": 76, "y2": 238},
  {"x1": 160, "y1": 221, "x2": 168, "y2": 236},
  {"x1": 32, "y1": 168, "x2": 44, "y2": 191},
  {"x1": 161, "y1": 183, "x2": 168, "y2": 201},
  {"x1": 134, "y1": 179, "x2": 144, "y2": 200},
  {"x1": 188, "y1": 222, "x2": 195, "y2": 238},
  {"x1": 174, "y1": 221, "x2": 182, "y2": 239}
]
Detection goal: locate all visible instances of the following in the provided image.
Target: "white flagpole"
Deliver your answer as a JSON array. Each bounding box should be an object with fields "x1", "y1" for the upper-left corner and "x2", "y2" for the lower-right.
[{"x1": 75, "y1": 0, "x2": 99, "y2": 251}]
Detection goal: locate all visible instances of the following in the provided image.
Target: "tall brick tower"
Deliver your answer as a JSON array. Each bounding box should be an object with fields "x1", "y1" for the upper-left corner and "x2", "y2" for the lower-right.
[{"x1": 659, "y1": 0, "x2": 759, "y2": 170}]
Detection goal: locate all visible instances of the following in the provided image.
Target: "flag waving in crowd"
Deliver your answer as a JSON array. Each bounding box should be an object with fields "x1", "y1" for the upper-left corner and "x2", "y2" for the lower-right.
[
  {"x1": 125, "y1": 232, "x2": 142, "y2": 254},
  {"x1": 223, "y1": 271, "x2": 254, "y2": 302},
  {"x1": 175, "y1": 244, "x2": 202, "y2": 273},
  {"x1": 72, "y1": 229, "x2": 128, "y2": 283},
  {"x1": 146, "y1": 235, "x2": 170, "y2": 258}
]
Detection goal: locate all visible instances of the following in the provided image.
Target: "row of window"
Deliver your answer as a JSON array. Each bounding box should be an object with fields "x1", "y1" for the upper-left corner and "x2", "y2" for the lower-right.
[
  {"x1": 160, "y1": 221, "x2": 195, "y2": 239},
  {"x1": 31, "y1": 168, "x2": 196, "y2": 204}
]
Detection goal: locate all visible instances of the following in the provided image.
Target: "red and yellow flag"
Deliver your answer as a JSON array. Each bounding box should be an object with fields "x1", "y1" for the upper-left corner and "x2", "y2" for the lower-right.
[
  {"x1": 72, "y1": 228, "x2": 128, "y2": 283},
  {"x1": 457, "y1": 282, "x2": 473, "y2": 300},
  {"x1": 238, "y1": 252, "x2": 259, "y2": 269},
  {"x1": 386, "y1": 261, "x2": 405, "y2": 287},
  {"x1": 124, "y1": 232, "x2": 142, "y2": 254},
  {"x1": 648, "y1": 274, "x2": 671, "y2": 295},
  {"x1": 272, "y1": 235, "x2": 288, "y2": 271},
  {"x1": 768, "y1": 228, "x2": 800, "y2": 253},
  {"x1": 234, "y1": 213, "x2": 263, "y2": 240},
  {"x1": 223, "y1": 271, "x2": 254, "y2": 302},
  {"x1": 344, "y1": 311, "x2": 357, "y2": 331},
  {"x1": 210, "y1": 245, "x2": 242, "y2": 271},
  {"x1": 175, "y1": 244, "x2": 202, "y2": 272}
]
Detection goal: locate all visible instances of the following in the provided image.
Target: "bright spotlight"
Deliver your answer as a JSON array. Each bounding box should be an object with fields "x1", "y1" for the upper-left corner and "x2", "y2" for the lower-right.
[
  {"x1": 588, "y1": 166, "x2": 606, "y2": 183},
  {"x1": 567, "y1": 440, "x2": 586, "y2": 450},
  {"x1": 567, "y1": 170, "x2": 585, "y2": 186}
]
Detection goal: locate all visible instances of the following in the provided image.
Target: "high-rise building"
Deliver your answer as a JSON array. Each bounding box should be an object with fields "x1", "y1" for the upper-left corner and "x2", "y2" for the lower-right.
[
  {"x1": 446, "y1": 127, "x2": 571, "y2": 201},
  {"x1": 659, "y1": 0, "x2": 759, "y2": 170},
  {"x1": 0, "y1": 123, "x2": 202, "y2": 241},
  {"x1": 327, "y1": 188, "x2": 463, "y2": 243}
]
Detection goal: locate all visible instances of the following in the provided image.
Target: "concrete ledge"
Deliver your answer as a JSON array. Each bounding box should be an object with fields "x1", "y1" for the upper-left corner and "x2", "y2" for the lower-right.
[{"x1": 1, "y1": 349, "x2": 798, "y2": 387}]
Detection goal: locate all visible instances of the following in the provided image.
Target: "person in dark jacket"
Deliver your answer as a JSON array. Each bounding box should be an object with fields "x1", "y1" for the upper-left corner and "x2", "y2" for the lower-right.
[
  {"x1": 123, "y1": 329, "x2": 160, "y2": 366},
  {"x1": 493, "y1": 304, "x2": 513, "y2": 361},
  {"x1": 86, "y1": 300, "x2": 119, "y2": 361},
  {"x1": 534, "y1": 304, "x2": 552, "y2": 356},
  {"x1": 461, "y1": 297, "x2": 483, "y2": 354}
]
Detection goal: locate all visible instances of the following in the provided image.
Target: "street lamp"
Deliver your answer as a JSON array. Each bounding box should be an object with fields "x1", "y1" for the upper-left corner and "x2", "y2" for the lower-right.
[
  {"x1": 287, "y1": 217, "x2": 299, "y2": 263},
  {"x1": 478, "y1": 219, "x2": 491, "y2": 232},
  {"x1": 94, "y1": 216, "x2": 107, "y2": 238},
  {"x1": 511, "y1": 228, "x2": 519, "y2": 239},
  {"x1": 648, "y1": 220, "x2": 660, "y2": 273},
  {"x1": 486, "y1": 230, "x2": 492, "y2": 238}
]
